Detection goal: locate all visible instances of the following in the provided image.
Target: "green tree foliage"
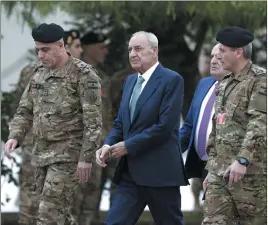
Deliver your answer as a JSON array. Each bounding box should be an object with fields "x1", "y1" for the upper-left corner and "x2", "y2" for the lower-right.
[
  {"x1": 0, "y1": 1, "x2": 266, "y2": 207},
  {"x1": 1, "y1": 0, "x2": 266, "y2": 117},
  {"x1": 1, "y1": 1, "x2": 265, "y2": 208}
]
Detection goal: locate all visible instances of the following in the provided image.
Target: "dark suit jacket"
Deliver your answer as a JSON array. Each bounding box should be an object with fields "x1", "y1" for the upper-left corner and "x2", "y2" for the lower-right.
[
  {"x1": 179, "y1": 76, "x2": 216, "y2": 179},
  {"x1": 105, "y1": 64, "x2": 189, "y2": 187}
]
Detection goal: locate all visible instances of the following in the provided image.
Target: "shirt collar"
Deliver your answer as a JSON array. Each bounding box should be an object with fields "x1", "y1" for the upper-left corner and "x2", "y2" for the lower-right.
[{"x1": 138, "y1": 61, "x2": 159, "y2": 82}]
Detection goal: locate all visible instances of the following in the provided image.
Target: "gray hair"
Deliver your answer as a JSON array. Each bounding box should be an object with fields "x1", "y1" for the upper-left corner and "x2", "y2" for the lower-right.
[
  {"x1": 131, "y1": 31, "x2": 158, "y2": 48},
  {"x1": 57, "y1": 38, "x2": 64, "y2": 45},
  {"x1": 232, "y1": 42, "x2": 252, "y2": 59},
  {"x1": 241, "y1": 42, "x2": 253, "y2": 59}
]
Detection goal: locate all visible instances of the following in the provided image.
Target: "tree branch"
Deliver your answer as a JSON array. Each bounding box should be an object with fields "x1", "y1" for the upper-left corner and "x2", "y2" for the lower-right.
[{"x1": 193, "y1": 19, "x2": 209, "y2": 57}]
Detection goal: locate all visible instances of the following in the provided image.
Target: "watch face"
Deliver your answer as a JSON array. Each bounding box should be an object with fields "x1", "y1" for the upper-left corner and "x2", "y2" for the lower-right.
[{"x1": 237, "y1": 158, "x2": 248, "y2": 165}]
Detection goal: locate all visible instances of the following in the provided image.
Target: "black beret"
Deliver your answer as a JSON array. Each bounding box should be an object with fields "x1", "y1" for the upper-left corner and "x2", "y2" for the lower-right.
[
  {"x1": 216, "y1": 26, "x2": 254, "y2": 48},
  {"x1": 64, "y1": 30, "x2": 81, "y2": 45},
  {"x1": 81, "y1": 31, "x2": 107, "y2": 45},
  {"x1": 32, "y1": 23, "x2": 65, "y2": 43}
]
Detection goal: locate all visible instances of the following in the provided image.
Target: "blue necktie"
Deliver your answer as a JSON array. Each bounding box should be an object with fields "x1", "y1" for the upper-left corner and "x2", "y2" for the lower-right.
[{"x1": 130, "y1": 76, "x2": 145, "y2": 122}]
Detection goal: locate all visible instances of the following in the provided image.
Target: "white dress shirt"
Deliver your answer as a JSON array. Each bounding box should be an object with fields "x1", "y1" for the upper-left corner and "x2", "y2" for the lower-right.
[
  {"x1": 194, "y1": 81, "x2": 218, "y2": 156},
  {"x1": 129, "y1": 61, "x2": 159, "y2": 104}
]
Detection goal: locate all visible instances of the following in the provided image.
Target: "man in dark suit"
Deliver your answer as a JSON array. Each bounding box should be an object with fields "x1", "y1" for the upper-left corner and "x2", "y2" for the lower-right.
[
  {"x1": 179, "y1": 43, "x2": 229, "y2": 202},
  {"x1": 96, "y1": 31, "x2": 188, "y2": 225}
]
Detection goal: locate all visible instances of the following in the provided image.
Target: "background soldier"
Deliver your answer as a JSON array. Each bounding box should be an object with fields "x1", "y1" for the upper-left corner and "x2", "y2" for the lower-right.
[
  {"x1": 5, "y1": 23, "x2": 102, "y2": 225},
  {"x1": 75, "y1": 31, "x2": 113, "y2": 225},
  {"x1": 12, "y1": 65, "x2": 38, "y2": 225},
  {"x1": 109, "y1": 67, "x2": 134, "y2": 119},
  {"x1": 203, "y1": 26, "x2": 267, "y2": 225},
  {"x1": 64, "y1": 29, "x2": 83, "y2": 59}
]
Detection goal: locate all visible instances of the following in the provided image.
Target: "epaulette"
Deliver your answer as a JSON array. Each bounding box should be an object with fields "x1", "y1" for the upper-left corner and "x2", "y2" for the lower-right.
[
  {"x1": 251, "y1": 64, "x2": 266, "y2": 76},
  {"x1": 33, "y1": 61, "x2": 43, "y2": 72},
  {"x1": 73, "y1": 58, "x2": 100, "y2": 79}
]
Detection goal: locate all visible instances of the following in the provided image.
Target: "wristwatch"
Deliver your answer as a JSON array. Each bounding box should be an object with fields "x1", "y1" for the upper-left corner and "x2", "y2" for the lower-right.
[{"x1": 236, "y1": 157, "x2": 249, "y2": 167}]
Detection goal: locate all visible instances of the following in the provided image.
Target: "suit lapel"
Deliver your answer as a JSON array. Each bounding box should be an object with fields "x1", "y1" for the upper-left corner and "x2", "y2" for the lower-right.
[
  {"x1": 123, "y1": 74, "x2": 138, "y2": 126},
  {"x1": 131, "y1": 65, "x2": 162, "y2": 124}
]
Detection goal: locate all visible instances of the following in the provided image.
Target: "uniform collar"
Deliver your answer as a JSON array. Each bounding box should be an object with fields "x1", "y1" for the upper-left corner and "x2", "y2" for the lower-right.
[{"x1": 231, "y1": 60, "x2": 252, "y2": 82}]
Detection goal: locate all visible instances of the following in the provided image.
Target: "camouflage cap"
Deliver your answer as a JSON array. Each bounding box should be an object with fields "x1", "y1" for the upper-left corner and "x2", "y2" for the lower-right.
[
  {"x1": 32, "y1": 23, "x2": 64, "y2": 43},
  {"x1": 216, "y1": 26, "x2": 254, "y2": 48}
]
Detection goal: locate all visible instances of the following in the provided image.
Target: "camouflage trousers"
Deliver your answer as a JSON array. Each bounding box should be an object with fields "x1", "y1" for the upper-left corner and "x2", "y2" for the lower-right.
[
  {"x1": 19, "y1": 148, "x2": 39, "y2": 225},
  {"x1": 73, "y1": 159, "x2": 117, "y2": 225},
  {"x1": 73, "y1": 161, "x2": 102, "y2": 225},
  {"x1": 202, "y1": 173, "x2": 267, "y2": 225},
  {"x1": 34, "y1": 162, "x2": 78, "y2": 225}
]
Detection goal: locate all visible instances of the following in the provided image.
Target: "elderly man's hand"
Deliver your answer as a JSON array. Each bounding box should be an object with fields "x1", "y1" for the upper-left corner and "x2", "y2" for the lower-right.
[
  {"x1": 110, "y1": 141, "x2": 128, "y2": 158},
  {"x1": 96, "y1": 145, "x2": 111, "y2": 167}
]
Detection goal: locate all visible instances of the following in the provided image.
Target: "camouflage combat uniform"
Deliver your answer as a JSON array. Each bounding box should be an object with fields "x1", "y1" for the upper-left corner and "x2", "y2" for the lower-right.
[
  {"x1": 202, "y1": 61, "x2": 267, "y2": 225},
  {"x1": 74, "y1": 68, "x2": 114, "y2": 225},
  {"x1": 8, "y1": 56, "x2": 102, "y2": 225},
  {"x1": 11, "y1": 65, "x2": 38, "y2": 225}
]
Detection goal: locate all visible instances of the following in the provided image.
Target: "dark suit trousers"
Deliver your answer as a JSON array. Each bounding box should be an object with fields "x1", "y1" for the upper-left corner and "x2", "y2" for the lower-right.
[{"x1": 105, "y1": 162, "x2": 184, "y2": 225}]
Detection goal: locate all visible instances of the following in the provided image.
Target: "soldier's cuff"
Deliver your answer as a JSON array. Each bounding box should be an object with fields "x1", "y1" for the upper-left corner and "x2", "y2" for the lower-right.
[
  {"x1": 7, "y1": 133, "x2": 21, "y2": 148},
  {"x1": 237, "y1": 149, "x2": 251, "y2": 162},
  {"x1": 79, "y1": 151, "x2": 95, "y2": 163}
]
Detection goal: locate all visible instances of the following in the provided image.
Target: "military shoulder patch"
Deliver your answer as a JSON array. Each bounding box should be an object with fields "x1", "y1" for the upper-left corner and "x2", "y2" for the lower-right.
[
  {"x1": 89, "y1": 90, "x2": 98, "y2": 102},
  {"x1": 73, "y1": 58, "x2": 98, "y2": 74}
]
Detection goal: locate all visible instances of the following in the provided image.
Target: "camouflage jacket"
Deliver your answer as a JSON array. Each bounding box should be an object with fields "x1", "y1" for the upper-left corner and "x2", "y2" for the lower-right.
[
  {"x1": 206, "y1": 61, "x2": 267, "y2": 175},
  {"x1": 8, "y1": 57, "x2": 102, "y2": 166}
]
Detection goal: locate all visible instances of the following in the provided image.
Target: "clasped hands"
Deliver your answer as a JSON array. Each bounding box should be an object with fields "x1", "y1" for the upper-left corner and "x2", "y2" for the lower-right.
[{"x1": 96, "y1": 141, "x2": 128, "y2": 167}]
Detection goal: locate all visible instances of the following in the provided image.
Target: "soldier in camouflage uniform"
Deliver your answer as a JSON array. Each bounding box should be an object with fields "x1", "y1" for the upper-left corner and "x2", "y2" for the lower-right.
[
  {"x1": 15, "y1": 29, "x2": 83, "y2": 225},
  {"x1": 12, "y1": 65, "x2": 38, "y2": 225},
  {"x1": 5, "y1": 23, "x2": 102, "y2": 225},
  {"x1": 202, "y1": 27, "x2": 267, "y2": 225},
  {"x1": 64, "y1": 29, "x2": 83, "y2": 59},
  {"x1": 74, "y1": 31, "x2": 113, "y2": 225}
]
